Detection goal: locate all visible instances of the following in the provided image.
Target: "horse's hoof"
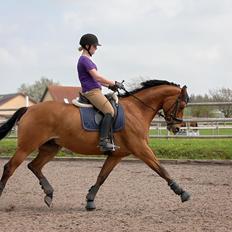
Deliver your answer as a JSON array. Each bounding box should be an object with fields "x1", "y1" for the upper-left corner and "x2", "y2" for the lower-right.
[
  {"x1": 44, "y1": 195, "x2": 53, "y2": 207},
  {"x1": 86, "y1": 200, "x2": 96, "y2": 211},
  {"x1": 181, "y1": 191, "x2": 190, "y2": 202}
]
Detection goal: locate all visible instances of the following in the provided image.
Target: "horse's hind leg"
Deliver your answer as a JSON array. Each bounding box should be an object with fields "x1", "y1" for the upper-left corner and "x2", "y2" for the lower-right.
[
  {"x1": 0, "y1": 149, "x2": 29, "y2": 197},
  {"x1": 134, "y1": 143, "x2": 190, "y2": 203},
  {"x1": 27, "y1": 140, "x2": 61, "y2": 207}
]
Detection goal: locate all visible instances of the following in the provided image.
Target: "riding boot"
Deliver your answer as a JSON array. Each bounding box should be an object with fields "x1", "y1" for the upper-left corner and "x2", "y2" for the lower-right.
[{"x1": 99, "y1": 113, "x2": 115, "y2": 152}]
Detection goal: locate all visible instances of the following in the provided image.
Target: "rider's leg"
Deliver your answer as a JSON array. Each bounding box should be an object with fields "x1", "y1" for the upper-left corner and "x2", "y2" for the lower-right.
[
  {"x1": 98, "y1": 113, "x2": 114, "y2": 152},
  {"x1": 82, "y1": 88, "x2": 115, "y2": 152}
]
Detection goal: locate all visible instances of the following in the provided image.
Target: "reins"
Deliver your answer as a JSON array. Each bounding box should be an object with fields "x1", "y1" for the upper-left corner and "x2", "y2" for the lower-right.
[
  {"x1": 120, "y1": 87, "x2": 159, "y2": 113},
  {"x1": 119, "y1": 87, "x2": 175, "y2": 120}
]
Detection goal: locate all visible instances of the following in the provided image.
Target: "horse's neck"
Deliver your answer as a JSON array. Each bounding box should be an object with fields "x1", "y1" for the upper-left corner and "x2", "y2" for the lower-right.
[
  {"x1": 126, "y1": 86, "x2": 179, "y2": 123},
  {"x1": 134, "y1": 88, "x2": 163, "y2": 121}
]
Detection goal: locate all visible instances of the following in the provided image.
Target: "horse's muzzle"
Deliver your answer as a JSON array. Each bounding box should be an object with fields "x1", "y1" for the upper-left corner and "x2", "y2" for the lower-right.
[
  {"x1": 166, "y1": 117, "x2": 183, "y2": 134},
  {"x1": 172, "y1": 126, "x2": 180, "y2": 134},
  {"x1": 167, "y1": 124, "x2": 180, "y2": 134}
]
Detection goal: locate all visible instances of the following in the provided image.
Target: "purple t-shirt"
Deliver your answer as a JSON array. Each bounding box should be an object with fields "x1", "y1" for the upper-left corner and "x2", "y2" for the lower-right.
[{"x1": 77, "y1": 56, "x2": 102, "y2": 93}]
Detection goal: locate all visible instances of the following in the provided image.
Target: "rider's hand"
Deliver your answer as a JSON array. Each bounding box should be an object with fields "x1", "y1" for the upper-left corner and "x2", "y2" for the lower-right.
[
  {"x1": 115, "y1": 81, "x2": 125, "y2": 90},
  {"x1": 108, "y1": 81, "x2": 124, "y2": 91}
]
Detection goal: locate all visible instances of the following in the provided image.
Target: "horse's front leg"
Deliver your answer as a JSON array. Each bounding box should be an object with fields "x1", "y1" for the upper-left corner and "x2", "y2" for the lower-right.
[
  {"x1": 86, "y1": 155, "x2": 122, "y2": 210},
  {"x1": 134, "y1": 143, "x2": 190, "y2": 203}
]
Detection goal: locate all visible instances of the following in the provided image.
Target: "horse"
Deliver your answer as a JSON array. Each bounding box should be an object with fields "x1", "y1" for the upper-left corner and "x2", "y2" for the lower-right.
[{"x1": 0, "y1": 79, "x2": 190, "y2": 210}]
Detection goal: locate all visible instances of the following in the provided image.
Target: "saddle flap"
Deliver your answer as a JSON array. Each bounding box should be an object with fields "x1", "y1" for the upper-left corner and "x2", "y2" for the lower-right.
[{"x1": 79, "y1": 105, "x2": 124, "y2": 132}]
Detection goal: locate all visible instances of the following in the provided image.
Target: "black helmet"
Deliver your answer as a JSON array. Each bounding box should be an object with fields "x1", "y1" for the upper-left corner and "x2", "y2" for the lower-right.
[{"x1": 79, "y1": 33, "x2": 101, "y2": 47}]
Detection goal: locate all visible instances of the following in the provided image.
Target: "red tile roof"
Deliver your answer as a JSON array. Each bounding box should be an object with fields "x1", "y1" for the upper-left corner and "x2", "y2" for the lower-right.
[{"x1": 41, "y1": 85, "x2": 81, "y2": 103}]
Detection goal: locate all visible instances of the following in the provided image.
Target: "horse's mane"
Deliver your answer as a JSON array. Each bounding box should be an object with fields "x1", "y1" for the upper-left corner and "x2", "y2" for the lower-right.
[{"x1": 119, "y1": 79, "x2": 180, "y2": 97}]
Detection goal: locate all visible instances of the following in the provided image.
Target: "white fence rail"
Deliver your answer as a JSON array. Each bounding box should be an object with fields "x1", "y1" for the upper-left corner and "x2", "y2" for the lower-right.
[
  {"x1": 150, "y1": 118, "x2": 232, "y2": 138},
  {"x1": 150, "y1": 101, "x2": 232, "y2": 138}
]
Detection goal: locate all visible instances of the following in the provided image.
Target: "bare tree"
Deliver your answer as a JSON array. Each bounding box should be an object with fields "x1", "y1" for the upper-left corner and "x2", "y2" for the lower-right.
[
  {"x1": 18, "y1": 77, "x2": 59, "y2": 102},
  {"x1": 189, "y1": 94, "x2": 215, "y2": 117},
  {"x1": 209, "y1": 88, "x2": 232, "y2": 117}
]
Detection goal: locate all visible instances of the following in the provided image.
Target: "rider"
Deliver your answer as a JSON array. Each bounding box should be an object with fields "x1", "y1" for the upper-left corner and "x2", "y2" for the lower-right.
[{"x1": 77, "y1": 33, "x2": 123, "y2": 152}]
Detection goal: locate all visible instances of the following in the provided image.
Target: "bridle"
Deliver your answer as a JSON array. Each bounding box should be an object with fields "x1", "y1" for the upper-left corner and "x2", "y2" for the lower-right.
[
  {"x1": 120, "y1": 86, "x2": 189, "y2": 126},
  {"x1": 158, "y1": 96, "x2": 185, "y2": 126}
]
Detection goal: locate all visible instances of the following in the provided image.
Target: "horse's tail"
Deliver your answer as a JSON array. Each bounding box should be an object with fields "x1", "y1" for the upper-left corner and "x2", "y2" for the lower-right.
[{"x1": 0, "y1": 107, "x2": 28, "y2": 140}]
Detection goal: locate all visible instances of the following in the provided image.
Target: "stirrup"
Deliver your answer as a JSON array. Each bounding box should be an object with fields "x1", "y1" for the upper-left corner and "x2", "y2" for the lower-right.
[
  {"x1": 99, "y1": 142, "x2": 115, "y2": 152},
  {"x1": 99, "y1": 139, "x2": 119, "y2": 152}
]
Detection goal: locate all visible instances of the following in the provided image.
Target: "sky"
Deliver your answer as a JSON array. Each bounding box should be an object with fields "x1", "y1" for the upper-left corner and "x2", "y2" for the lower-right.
[{"x1": 0, "y1": 0, "x2": 231, "y2": 95}]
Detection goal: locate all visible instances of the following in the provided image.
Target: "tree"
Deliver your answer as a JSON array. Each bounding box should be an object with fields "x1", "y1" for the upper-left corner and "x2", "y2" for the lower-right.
[
  {"x1": 209, "y1": 88, "x2": 232, "y2": 117},
  {"x1": 18, "y1": 77, "x2": 59, "y2": 102},
  {"x1": 189, "y1": 94, "x2": 215, "y2": 117}
]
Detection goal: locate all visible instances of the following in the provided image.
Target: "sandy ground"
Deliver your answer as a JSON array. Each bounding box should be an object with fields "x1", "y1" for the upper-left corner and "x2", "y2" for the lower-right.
[{"x1": 0, "y1": 159, "x2": 231, "y2": 232}]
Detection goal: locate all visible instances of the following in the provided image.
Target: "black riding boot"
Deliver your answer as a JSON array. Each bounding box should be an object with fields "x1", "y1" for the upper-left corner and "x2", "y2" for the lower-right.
[{"x1": 99, "y1": 113, "x2": 115, "y2": 152}]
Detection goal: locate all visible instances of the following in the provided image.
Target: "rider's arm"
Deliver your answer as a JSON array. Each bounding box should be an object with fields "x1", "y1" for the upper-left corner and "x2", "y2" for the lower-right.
[{"x1": 89, "y1": 69, "x2": 115, "y2": 87}]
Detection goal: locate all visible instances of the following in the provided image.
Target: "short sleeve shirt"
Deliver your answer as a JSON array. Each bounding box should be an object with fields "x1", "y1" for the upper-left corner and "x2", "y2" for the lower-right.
[{"x1": 77, "y1": 56, "x2": 101, "y2": 93}]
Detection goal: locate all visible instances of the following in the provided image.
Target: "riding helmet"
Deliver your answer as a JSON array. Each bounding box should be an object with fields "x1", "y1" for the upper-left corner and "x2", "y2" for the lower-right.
[{"x1": 79, "y1": 34, "x2": 101, "y2": 47}]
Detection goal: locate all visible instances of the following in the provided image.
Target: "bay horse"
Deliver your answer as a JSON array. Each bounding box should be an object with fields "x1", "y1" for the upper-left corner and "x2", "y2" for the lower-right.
[{"x1": 0, "y1": 80, "x2": 190, "y2": 210}]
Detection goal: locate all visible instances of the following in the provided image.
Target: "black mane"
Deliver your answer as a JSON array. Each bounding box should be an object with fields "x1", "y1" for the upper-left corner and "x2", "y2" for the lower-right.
[{"x1": 119, "y1": 79, "x2": 180, "y2": 97}]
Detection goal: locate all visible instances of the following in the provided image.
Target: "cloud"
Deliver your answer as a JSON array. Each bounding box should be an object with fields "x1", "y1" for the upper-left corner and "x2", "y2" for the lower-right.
[
  {"x1": 0, "y1": 0, "x2": 232, "y2": 95},
  {"x1": 0, "y1": 47, "x2": 15, "y2": 66},
  {"x1": 0, "y1": 45, "x2": 38, "y2": 68}
]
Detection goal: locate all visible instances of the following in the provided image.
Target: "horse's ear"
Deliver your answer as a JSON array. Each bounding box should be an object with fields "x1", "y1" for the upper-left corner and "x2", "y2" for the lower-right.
[
  {"x1": 180, "y1": 85, "x2": 187, "y2": 95},
  {"x1": 180, "y1": 85, "x2": 189, "y2": 103}
]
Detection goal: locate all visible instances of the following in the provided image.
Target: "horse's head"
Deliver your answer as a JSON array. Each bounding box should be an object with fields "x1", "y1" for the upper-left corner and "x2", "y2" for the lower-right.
[{"x1": 161, "y1": 85, "x2": 189, "y2": 134}]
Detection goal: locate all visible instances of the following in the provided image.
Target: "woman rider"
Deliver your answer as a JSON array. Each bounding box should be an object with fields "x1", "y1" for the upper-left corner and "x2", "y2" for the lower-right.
[{"x1": 77, "y1": 33, "x2": 124, "y2": 152}]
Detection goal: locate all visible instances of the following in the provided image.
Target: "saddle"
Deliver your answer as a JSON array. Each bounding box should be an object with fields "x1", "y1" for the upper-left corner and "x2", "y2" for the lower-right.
[{"x1": 72, "y1": 93, "x2": 124, "y2": 132}]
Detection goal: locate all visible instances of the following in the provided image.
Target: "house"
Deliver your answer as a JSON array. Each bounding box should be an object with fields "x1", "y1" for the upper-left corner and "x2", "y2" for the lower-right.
[
  {"x1": 0, "y1": 93, "x2": 36, "y2": 120},
  {"x1": 40, "y1": 85, "x2": 81, "y2": 103}
]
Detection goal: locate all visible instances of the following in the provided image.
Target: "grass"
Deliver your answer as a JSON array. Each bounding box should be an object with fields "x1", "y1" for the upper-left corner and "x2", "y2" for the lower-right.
[
  {"x1": 149, "y1": 139, "x2": 232, "y2": 160},
  {"x1": 0, "y1": 137, "x2": 232, "y2": 160},
  {"x1": 0, "y1": 139, "x2": 17, "y2": 156}
]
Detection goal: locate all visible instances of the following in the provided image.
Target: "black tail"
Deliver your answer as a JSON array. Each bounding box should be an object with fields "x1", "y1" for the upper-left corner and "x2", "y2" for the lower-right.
[{"x1": 0, "y1": 107, "x2": 28, "y2": 140}]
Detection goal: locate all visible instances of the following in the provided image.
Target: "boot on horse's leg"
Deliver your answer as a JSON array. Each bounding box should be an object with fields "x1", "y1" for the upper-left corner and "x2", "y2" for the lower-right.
[
  {"x1": 169, "y1": 180, "x2": 190, "y2": 202},
  {"x1": 99, "y1": 113, "x2": 115, "y2": 152}
]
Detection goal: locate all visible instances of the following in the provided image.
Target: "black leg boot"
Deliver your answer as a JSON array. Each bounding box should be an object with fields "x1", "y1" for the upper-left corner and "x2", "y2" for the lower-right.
[{"x1": 99, "y1": 113, "x2": 115, "y2": 152}]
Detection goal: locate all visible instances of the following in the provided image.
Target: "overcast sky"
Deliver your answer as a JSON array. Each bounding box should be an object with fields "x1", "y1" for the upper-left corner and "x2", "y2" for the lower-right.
[{"x1": 0, "y1": 0, "x2": 231, "y2": 95}]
